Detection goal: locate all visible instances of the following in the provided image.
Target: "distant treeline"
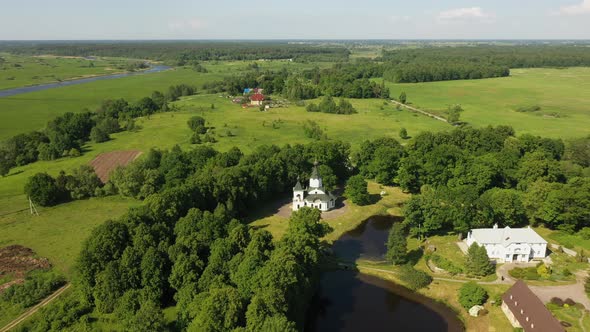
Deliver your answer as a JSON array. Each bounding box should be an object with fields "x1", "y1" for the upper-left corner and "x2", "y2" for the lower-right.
[
  {"x1": 380, "y1": 45, "x2": 590, "y2": 83},
  {"x1": 0, "y1": 84, "x2": 196, "y2": 177},
  {"x1": 0, "y1": 42, "x2": 350, "y2": 65}
]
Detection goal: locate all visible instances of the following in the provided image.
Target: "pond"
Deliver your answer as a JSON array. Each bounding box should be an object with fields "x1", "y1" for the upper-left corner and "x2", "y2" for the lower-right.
[
  {"x1": 0, "y1": 65, "x2": 171, "y2": 98},
  {"x1": 306, "y1": 216, "x2": 464, "y2": 332}
]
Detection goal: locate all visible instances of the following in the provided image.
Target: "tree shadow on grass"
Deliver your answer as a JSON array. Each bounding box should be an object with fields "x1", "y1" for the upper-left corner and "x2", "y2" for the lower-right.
[{"x1": 407, "y1": 248, "x2": 424, "y2": 266}]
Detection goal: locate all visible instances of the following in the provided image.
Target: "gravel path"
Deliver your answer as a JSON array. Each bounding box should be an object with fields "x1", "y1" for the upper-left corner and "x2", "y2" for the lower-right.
[
  {"x1": 390, "y1": 100, "x2": 449, "y2": 123},
  {"x1": 0, "y1": 283, "x2": 70, "y2": 332}
]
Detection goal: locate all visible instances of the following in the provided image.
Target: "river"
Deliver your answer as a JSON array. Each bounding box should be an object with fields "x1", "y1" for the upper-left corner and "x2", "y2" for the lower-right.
[
  {"x1": 306, "y1": 216, "x2": 464, "y2": 332},
  {"x1": 0, "y1": 65, "x2": 171, "y2": 98}
]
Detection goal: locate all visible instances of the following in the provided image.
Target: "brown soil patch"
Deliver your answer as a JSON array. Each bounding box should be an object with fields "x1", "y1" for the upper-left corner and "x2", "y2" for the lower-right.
[
  {"x1": 0, "y1": 245, "x2": 51, "y2": 293},
  {"x1": 88, "y1": 150, "x2": 143, "y2": 183}
]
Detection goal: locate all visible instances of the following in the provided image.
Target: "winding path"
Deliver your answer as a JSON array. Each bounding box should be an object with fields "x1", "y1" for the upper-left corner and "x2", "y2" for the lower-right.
[
  {"x1": 0, "y1": 283, "x2": 70, "y2": 332},
  {"x1": 390, "y1": 100, "x2": 449, "y2": 123}
]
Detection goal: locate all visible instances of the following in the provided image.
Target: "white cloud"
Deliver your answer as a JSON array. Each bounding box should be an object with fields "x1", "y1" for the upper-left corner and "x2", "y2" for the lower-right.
[
  {"x1": 559, "y1": 0, "x2": 590, "y2": 15},
  {"x1": 390, "y1": 15, "x2": 411, "y2": 23},
  {"x1": 437, "y1": 7, "x2": 494, "y2": 22},
  {"x1": 168, "y1": 19, "x2": 206, "y2": 31}
]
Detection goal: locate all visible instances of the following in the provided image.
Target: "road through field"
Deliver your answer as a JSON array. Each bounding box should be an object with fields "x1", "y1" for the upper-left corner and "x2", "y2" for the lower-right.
[
  {"x1": 0, "y1": 283, "x2": 71, "y2": 332},
  {"x1": 390, "y1": 100, "x2": 448, "y2": 123}
]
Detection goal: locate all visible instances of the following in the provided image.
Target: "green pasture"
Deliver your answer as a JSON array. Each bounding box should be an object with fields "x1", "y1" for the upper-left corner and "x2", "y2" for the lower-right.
[
  {"x1": 0, "y1": 58, "x2": 330, "y2": 140},
  {"x1": 386, "y1": 67, "x2": 590, "y2": 138},
  {"x1": 0, "y1": 68, "x2": 227, "y2": 140},
  {"x1": 0, "y1": 53, "x2": 133, "y2": 90}
]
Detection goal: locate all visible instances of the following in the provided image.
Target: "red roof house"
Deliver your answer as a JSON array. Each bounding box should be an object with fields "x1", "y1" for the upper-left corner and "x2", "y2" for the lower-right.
[{"x1": 250, "y1": 93, "x2": 265, "y2": 106}]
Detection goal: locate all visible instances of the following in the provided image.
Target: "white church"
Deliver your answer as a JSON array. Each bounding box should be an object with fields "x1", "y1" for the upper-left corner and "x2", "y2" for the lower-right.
[
  {"x1": 466, "y1": 224, "x2": 548, "y2": 263},
  {"x1": 292, "y1": 162, "x2": 337, "y2": 212}
]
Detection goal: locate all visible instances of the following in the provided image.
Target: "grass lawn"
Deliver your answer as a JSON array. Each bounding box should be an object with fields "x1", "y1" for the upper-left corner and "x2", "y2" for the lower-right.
[
  {"x1": 547, "y1": 303, "x2": 587, "y2": 332},
  {"x1": 0, "y1": 57, "x2": 331, "y2": 140},
  {"x1": 385, "y1": 67, "x2": 590, "y2": 139},
  {"x1": 0, "y1": 68, "x2": 226, "y2": 140},
  {"x1": 0, "y1": 196, "x2": 139, "y2": 276}
]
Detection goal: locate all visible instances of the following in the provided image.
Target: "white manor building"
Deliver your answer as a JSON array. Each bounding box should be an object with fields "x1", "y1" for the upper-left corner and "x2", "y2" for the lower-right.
[
  {"x1": 466, "y1": 224, "x2": 548, "y2": 263},
  {"x1": 292, "y1": 163, "x2": 336, "y2": 212}
]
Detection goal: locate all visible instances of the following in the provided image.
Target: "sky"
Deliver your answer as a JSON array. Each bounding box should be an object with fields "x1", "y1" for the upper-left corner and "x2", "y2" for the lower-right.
[{"x1": 1, "y1": 0, "x2": 590, "y2": 40}]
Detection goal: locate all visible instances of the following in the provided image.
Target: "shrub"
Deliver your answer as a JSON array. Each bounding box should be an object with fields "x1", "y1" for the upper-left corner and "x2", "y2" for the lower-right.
[
  {"x1": 458, "y1": 282, "x2": 488, "y2": 309},
  {"x1": 1, "y1": 271, "x2": 66, "y2": 307},
  {"x1": 398, "y1": 265, "x2": 432, "y2": 290},
  {"x1": 430, "y1": 254, "x2": 463, "y2": 275},
  {"x1": 550, "y1": 297, "x2": 564, "y2": 307},
  {"x1": 579, "y1": 227, "x2": 590, "y2": 240},
  {"x1": 564, "y1": 298, "x2": 576, "y2": 306},
  {"x1": 68, "y1": 148, "x2": 81, "y2": 157}
]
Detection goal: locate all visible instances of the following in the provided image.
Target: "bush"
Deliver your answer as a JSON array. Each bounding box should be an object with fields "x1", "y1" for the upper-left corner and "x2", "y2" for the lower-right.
[
  {"x1": 398, "y1": 265, "x2": 432, "y2": 290},
  {"x1": 458, "y1": 282, "x2": 488, "y2": 309},
  {"x1": 579, "y1": 227, "x2": 590, "y2": 240},
  {"x1": 551, "y1": 297, "x2": 564, "y2": 307},
  {"x1": 564, "y1": 298, "x2": 576, "y2": 306},
  {"x1": 430, "y1": 254, "x2": 463, "y2": 275},
  {"x1": 509, "y1": 267, "x2": 540, "y2": 280},
  {"x1": 1, "y1": 271, "x2": 66, "y2": 307}
]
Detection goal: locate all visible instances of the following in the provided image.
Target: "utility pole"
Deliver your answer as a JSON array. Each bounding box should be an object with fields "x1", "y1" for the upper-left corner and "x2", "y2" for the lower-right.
[{"x1": 28, "y1": 197, "x2": 39, "y2": 216}]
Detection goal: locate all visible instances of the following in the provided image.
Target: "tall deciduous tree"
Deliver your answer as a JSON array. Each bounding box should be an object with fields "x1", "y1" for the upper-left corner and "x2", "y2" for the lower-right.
[{"x1": 345, "y1": 175, "x2": 371, "y2": 206}]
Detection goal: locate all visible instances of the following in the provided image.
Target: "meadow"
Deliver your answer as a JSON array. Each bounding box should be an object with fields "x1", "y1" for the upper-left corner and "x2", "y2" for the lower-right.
[
  {"x1": 0, "y1": 53, "x2": 133, "y2": 90},
  {"x1": 0, "y1": 59, "x2": 329, "y2": 140},
  {"x1": 386, "y1": 67, "x2": 590, "y2": 138}
]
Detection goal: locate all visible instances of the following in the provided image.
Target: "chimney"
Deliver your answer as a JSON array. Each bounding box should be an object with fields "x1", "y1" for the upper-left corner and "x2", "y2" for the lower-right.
[{"x1": 493, "y1": 224, "x2": 498, "y2": 229}]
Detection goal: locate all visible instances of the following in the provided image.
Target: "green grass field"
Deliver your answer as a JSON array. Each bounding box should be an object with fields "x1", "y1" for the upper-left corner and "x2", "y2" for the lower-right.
[
  {"x1": 0, "y1": 53, "x2": 135, "y2": 90},
  {"x1": 386, "y1": 67, "x2": 590, "y2": 138},
  {"x1": 0, "y1": 59, "x2": 331, "y2": 140}
]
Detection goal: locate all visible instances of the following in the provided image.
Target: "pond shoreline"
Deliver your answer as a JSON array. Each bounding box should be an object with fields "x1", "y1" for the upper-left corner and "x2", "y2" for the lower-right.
[
  {"x1": 0, "y1": 64, "x2": 172, "y2": 98},
  {"x1": 306, "y1": 215, "x2": 465, "y2": 331}
]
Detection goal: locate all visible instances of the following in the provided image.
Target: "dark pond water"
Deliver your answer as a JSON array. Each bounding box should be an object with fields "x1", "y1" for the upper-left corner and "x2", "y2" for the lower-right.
[
  {"x1": 0, "y1": 65, "x2": 171, "y2": 98},
  {"x1": 306, "y1": 216, "x2": 464, "y2": 332}
]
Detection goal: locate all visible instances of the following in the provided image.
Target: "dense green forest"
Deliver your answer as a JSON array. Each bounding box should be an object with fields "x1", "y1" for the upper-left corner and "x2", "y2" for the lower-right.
[
  {"x1": 18, "y1": 140, "x2": 349, "y2": 331},
  {"x1": 0, "y1": 42, "x2": 350, "y2": 64},
  {"x1": 352, "y1": 128, "x2": 590, "y2": 238},
  {"x1": 380, "y1": 45, "x2": 590, "y2": 83}
]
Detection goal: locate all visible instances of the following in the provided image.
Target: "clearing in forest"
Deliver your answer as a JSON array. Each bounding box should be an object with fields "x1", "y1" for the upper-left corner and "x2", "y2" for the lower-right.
[{"x1": 88, "y1": 150, "x2": 142, "y2": 183}]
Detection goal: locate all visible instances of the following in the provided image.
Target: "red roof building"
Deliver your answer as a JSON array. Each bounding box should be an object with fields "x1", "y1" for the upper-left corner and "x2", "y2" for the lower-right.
[{"x1": 250, "y1": 93, "x2": 265, "y2": 106}]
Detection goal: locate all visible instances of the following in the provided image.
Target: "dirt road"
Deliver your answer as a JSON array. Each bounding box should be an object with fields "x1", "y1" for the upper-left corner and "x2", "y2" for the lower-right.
[
  {"x1": 0, "y1": 283, "x2": 71, "y2": 332},
  {"x1": 390, "y1": 100, "x2": 449, "y2": 123}
]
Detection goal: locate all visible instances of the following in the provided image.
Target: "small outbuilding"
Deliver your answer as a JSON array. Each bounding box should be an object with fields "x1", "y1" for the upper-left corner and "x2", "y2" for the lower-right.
[
  {"x1": 250, "y1": 93, "x2": 265, "y2": 106},
  {"x1": 501, "y1": 280, "x2": 564, "y2": 331}
]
